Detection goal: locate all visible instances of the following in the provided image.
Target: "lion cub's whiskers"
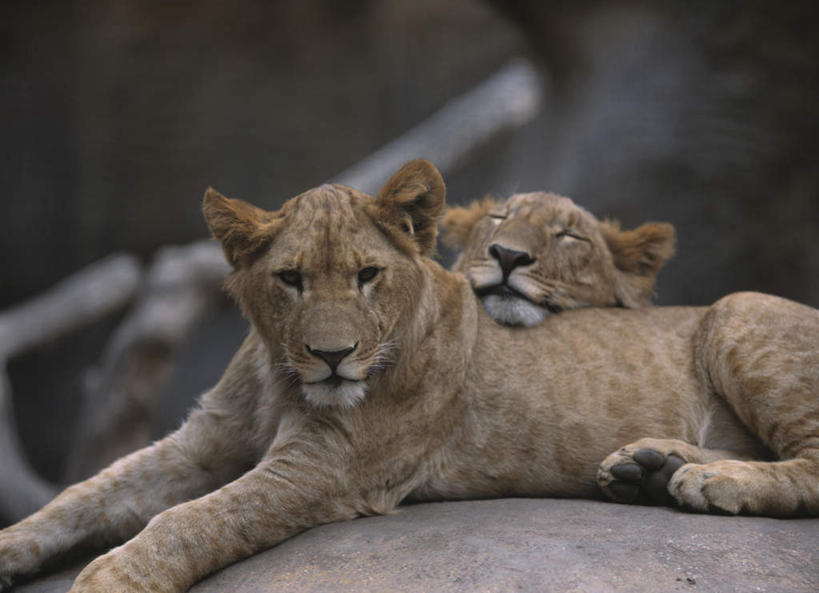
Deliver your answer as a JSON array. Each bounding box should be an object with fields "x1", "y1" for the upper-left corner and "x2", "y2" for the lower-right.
[
  {"x1": 366, "y1": 340, "x2": 398, "y2": 376},
  {"x1": 273, "y1": 361, "x2": 302, "y2": 388}
]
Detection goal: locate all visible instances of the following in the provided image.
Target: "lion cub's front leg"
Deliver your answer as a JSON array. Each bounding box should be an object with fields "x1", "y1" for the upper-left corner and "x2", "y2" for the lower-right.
[
  {"x1": 0, "y1": 404, "x2": 251, "y2": 590},
  {"x1": 597, "y1": 438, "x2": 746, "y2": 507},
  {"x1": 68, "y1": 442, "x2": 362, "y2": 593},
  {"x1": 667, "y1": 457, "x2": 819, "y2": 516},
  {"x1": 0, "y1": 444, "x2": 208, "y2": 591}
]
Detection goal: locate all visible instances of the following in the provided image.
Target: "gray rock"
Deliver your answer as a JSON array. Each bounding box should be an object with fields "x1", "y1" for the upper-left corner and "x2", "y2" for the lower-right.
[{"x1": 15, "y1": 499, "x2": 819, "y2": 593}]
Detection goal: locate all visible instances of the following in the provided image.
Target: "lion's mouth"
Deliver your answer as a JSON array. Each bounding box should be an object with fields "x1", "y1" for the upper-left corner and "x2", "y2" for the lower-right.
[
  {"x1": 474, "y1": 283, "x2": 563, "y2": 314},
  {"x1": 305, "y1": 373, "x2": 361, "y2": 388},
  {"x1": 475, "y1": 282, "x2": 535, "y2": 304},
  {"x1": 476, "y1": 283, "x2": 519, "y2": 298},
  {"x1": 321, "y1": 375, "x2": 345, "y2": 388}
]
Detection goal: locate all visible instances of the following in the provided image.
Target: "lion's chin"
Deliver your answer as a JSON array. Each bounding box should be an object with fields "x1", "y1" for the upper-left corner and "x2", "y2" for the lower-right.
[
  {"x1": 481, "y1": 294, "x2": 548, "y2": 327},
  {"x1": 301, "y1": 380, "x2": 368, "y2": 408}
]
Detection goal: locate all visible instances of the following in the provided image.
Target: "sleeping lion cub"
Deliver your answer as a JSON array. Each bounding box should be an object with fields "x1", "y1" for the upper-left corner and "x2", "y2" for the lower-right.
[
  {"x1": 0, "y1": 160, "x2": 817, "y2": 592},
  {"x1": 445, "y1": 189, "x2": 819, "y2": 506},
  {"x1": 442, "y1": 191, "x2": 676, "y2": 324}
]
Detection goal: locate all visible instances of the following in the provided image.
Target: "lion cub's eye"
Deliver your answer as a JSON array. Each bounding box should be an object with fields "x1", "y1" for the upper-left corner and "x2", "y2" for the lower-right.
[
  {"x1": 358, "y1": 266, "x2": 380, "y2": 287},
  {"x1": 277, "y1": 270, "x2": 303, "y2": 291},
  {"x1": 555, "y1": 230, "x2": 588, "y2": 242},
  {"x1": 487, "y1": 213, "x2": 507, "y2": 220}
]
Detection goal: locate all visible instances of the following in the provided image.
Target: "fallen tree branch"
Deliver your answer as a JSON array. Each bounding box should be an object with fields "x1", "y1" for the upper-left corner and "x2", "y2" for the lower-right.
[
  {"x1": 66, "y1": 242, "x2": 229, "y2": 480},
  {"x1": 0, "y1": 255, "x2": 141, "y2": 523},
  {"x1": 0, "y1": 255, "x2": 142, "y2": 360},
  {"x1": 333, "y1": 58, "x2": 542, "y2": 194}
]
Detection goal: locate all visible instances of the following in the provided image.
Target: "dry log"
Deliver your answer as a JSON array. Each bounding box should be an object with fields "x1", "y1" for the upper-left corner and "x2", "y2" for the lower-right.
[
  {"x1": 0, "y1": 255, "x2": 142, "y2": 359},
  {"x1": 333, "y1": 58, "x2": 542, "y2": 194},
  {"x1": 66, "y1": 242, "x2": 229, "y2": 480}
]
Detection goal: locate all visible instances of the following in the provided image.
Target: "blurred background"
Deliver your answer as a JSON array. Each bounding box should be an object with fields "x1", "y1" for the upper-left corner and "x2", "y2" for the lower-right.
[{"x1": 1, "y1": 0, "x2": 818, "y2": 524}]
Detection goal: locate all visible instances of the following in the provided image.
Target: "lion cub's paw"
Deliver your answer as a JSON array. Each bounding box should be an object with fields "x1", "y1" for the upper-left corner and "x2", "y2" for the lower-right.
[
  {"x1": 668, "y1": 460, "x2": 757, "y2": 515},
  {"x1": 69, "y1": 552, "x2": 139, "y2": 593},
  {"x1": 0, "y1": 529, "x2": 41, "y2": 589},
  {"x1": 597, "y1": 442, "x2": 686, "y2": 506}
]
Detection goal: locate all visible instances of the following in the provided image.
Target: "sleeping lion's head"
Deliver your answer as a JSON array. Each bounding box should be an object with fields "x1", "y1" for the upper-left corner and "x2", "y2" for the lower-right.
[
  {"x1": 442, "y1": 192, "x2": 675, "y2": 327},
  {"x1": 202, "y1": 160, "x2": 445, "y2": 409}
]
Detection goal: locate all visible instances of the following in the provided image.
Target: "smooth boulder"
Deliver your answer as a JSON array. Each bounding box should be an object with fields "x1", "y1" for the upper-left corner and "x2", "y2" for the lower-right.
[{"x1": 16, "y1": 499, "x2": 819, "y2": 593}]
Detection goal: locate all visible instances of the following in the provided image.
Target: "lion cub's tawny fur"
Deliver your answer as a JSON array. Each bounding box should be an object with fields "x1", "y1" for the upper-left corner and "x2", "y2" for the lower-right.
[
  {"x1": 448, "y1": 190, "x2": 819, "y2": 510},
  {"x1": 1, "y1": 161, "x2": 818, "y2": 593}
]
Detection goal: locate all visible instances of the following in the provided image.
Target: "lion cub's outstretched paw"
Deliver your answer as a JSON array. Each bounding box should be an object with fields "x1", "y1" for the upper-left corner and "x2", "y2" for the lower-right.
[
  {"x1": 668, "y1": 460, "x2": 759, "y2": 515},
  {"x1": 68, "y1": 552, "x2": 137, "y2": 593},
  {"x1": 0, "y1": 574, "x2": 13, "y2": 592},
  {"x1": 597, "y1": 443, "x2": 686, "y2": 506}
]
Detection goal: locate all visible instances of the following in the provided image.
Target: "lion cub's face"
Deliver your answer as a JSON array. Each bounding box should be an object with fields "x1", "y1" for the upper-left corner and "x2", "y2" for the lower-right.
[
  {"x1": 203, "y1": 160, "x2": 445, "y2": 408},
  {"x1": 443, "y1": 192, "x2": 675, "y2": 326}
]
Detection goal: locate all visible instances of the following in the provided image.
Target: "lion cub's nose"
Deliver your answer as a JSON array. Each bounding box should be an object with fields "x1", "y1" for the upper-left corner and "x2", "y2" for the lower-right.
[
  {"x1": 488, "y1": 244, "x2": 535, "y2": 278},
  {"x1": 306, "y1": 344, "x2": 357, "y2": 374}
]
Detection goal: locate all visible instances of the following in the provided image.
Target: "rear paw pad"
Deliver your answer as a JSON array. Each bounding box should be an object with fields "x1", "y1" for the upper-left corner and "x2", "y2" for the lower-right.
[{"x1": 600, "y1": 448, "x2": 686, "y2": 506}]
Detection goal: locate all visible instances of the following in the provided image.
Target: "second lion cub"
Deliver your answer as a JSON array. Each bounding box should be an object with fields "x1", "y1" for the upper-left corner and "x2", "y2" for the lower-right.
[{"x1": 444, "y1": 189, "x2": 819, "y2": 510}]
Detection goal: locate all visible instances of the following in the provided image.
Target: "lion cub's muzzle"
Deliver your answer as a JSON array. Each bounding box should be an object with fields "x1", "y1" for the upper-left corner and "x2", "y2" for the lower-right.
[
  {"x1": 304, "y1": 342, "x2": 359, "y2": 386},
  {"x1": 471, "y1": 242, "x2": 562, "y2": 327},
  {"x1": 471, "y1": 243, "x2": 536, "y2": 294},
  {"x1": 295, "y1": 338, "x2": 375, "y2": 409},
  {"x1": 300, "y1": 342, "x2": 366, "y2": 386},
  {"x1": 489, "y1": 243, "x2": 535, "y2": 278}
]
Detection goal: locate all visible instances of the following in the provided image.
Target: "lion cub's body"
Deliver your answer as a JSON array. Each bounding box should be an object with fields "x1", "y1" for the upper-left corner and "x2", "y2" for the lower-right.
[
  {"x1": 1, "y1": 161, "x2": 817, "y2": 593},
  {"x1": 416, "y1": 300, "x2": 758, "y2": 501}
]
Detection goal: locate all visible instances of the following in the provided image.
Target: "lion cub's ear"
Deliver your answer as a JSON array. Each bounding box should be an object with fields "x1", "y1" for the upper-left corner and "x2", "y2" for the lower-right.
[
  {"x1": 202, "y1": 188, "x2": 278, "y2": 268},
  {"x1": 372, "y1": 159, "x2": 446, "y2": 256},
  {"x1": 441, "y1": 197, "x2": 498, "y2": 248},
  {"x1": 600, "y1": 220, "x2": 676, "y2": 305}
]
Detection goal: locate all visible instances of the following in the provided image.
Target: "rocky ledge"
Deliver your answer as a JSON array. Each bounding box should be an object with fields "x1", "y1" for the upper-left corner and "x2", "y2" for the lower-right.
[{"x1": 16, "y1": 498, "x2": 819, "y2": 593}]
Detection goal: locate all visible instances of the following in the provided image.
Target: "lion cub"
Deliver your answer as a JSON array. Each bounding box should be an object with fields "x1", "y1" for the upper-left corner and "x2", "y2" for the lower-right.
[
  {"x1": 445, "y1": 189, "x2": 819, "y2": 509},
  {"x1": 0, "y1": 160, "x2": 817, "y2": 593},
  {"x1": 442, "y1": 192, "x2": 676, "y2": 325}
]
